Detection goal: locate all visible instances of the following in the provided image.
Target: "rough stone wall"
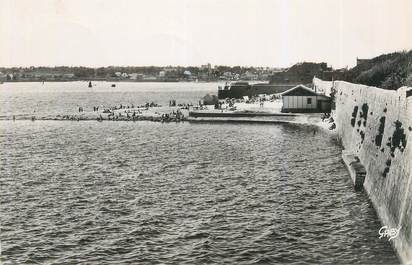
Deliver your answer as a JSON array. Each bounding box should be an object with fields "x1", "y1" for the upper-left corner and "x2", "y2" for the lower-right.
[
  {"x1": 332, "y1": 80, "x2": 412, "y2": 263},
  {"x1": 313, "y1": 77, "x2": 333, "y2": 96}
]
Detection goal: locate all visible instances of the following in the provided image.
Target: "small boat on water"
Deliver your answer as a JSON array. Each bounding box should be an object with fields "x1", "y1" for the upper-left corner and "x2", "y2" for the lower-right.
[
  {"x1": 111, "y1": 84, "x2": 116, "y2": 87},
  {"x1": 88, "y1": 81, "x2": 92, "y2": 88}
]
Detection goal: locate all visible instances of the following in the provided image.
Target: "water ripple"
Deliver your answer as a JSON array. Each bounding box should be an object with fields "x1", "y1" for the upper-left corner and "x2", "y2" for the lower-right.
[{"x1": 0, "y1": 121, "x2": 399, "y2": 264}]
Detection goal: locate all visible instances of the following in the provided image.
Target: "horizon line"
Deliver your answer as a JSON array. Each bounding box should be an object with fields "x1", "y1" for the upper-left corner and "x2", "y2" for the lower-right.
[{"x1": 0, "y1": 61, "x2": 341, "y2": 70}]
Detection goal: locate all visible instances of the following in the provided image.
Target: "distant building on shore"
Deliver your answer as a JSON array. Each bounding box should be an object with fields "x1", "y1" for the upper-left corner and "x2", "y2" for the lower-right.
[
  {"x1": 62, "y1": 73, "x2": 75, "y2": 79},
  {"x1": 201, "y1": 63, "x2": 212, "y2": 72},
  {"x1": 281, "y1": 85, "x2": 331, "y2": 113},
  {"x1": 121, "y1": 73, "x2": 129, "y2": 78},
  {"x1": 129, "y1": 73, "x2": 144, "y2": 80},
  {"x1": 270, "y1": 62, "x2": 346, "y2": 85},
  {"x1": 218, "y1": 81, "x2": 293, "y2": 99},
  {"x1": 356, "y1": 57, "x2": 372, "y2": 66}
]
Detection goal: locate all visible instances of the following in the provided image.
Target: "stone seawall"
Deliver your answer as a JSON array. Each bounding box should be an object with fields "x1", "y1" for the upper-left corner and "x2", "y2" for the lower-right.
[
  {"x1": 313, "y1": 77, "x2": 333, "y2": 96},
  {"x1": 317, "y1": 78, "x2": 412, "y2": 263}
]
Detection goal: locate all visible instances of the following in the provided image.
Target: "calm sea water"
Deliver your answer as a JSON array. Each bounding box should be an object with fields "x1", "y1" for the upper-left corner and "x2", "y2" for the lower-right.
[
  {"x1": 0, "y1": 82, "x2": 399, "y2": 264},
  {"x1": 0, "y1": 81, "x2": 216, "y2": 118}
]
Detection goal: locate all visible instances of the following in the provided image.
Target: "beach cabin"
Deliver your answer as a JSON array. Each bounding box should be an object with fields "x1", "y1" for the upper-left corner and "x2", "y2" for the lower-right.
[{"x1": 281, "y1": 84, "x2": 331, "y2": 113}]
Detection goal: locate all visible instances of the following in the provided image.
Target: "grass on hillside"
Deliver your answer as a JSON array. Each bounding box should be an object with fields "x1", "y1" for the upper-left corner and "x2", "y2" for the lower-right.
[{"x1": 343, "y1": 50, "x2": 412, "y2": 90}]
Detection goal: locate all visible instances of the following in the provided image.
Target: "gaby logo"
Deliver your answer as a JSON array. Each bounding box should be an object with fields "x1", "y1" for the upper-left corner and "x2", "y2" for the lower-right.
[{"x1": 379, "y1": 226, "x2": 401, "y2": 241}]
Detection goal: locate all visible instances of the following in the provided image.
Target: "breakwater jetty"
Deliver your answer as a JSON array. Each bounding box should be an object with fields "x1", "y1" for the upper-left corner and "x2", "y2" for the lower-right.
[
  {"x1": 187, "y1": 110, "x2": 333, "y2": 128},
  {"x1": 4, "y1": 105, "x2": 190, "y2": 123},
  {"x1": 315, "y1": 78, "x2": 412, "y2": 263}
]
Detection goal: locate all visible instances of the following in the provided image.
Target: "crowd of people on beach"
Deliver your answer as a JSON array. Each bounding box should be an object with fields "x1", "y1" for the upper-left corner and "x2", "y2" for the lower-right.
[
  {"x1": 105, "y1": 109, "x2": 143, "y2": 121},
  {"x1": 87, "y1": 102, "x2": 161, "y2": 113},
  {"x1": 160, "y1": 109, "x2": 185, "y2": 122},
  {"x1": 70, "y1": 100, "x2": 189, "y2": 122}
]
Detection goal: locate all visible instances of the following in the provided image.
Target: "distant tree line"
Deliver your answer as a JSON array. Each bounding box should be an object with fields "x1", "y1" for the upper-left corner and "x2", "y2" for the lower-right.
[{"x1": 0, "y1": 65, "x2": 272, "y2": 79}]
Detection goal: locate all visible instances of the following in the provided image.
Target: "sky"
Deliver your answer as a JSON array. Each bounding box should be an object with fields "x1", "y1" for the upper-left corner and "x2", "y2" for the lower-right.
[{"x1": 0, "y1": 0, "x2": 411, "y2": 68}]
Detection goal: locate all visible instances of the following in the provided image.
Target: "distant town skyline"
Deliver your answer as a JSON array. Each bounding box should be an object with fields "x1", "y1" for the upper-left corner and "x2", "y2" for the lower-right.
[{"x1": 1, "y1": 0, "x2": 411, "y2": 68}]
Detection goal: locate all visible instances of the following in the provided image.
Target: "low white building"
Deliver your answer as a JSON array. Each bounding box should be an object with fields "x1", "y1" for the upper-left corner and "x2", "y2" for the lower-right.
[
  {"x1": 62, "y1": 73, "x2": 75, "y2": 79},
  {"x1": 183, "y1": 70, "x2": 191, "y2": 76},
  {"x1": 129, "y1": 73, "x2": 144, "y2": 80},
  {"x1": 281, "y1": 84, "x2": 331, "y2": 113}
]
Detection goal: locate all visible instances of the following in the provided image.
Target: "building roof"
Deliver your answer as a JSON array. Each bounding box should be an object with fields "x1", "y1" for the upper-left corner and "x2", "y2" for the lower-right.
[
  {"x1": 281, "y1": 85, "x2": 317, "y2": 96},
  {"x1": 281, "y1": 84, "x2": 330, "y2": 99}
]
